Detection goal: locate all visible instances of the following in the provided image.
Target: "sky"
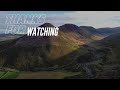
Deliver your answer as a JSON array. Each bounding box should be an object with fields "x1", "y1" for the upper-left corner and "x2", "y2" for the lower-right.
[{"x1": 0, "y1": 11, "x2": 120, "y2": 33}]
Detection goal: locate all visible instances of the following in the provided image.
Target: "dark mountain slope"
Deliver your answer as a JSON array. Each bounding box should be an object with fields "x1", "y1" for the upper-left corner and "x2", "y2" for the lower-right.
[
  {"x1": 97, "y1": 27, "x2": 120, "y2": 36},
  {"x1": 0, "y1": 23, "x2": 90, "y2": 70},
  {"x1": 63, "y1": 33, "x2": 120, "y2": 79},
  {"x1": 79, "y1": 26, "x2": 103, "y2": 40}
]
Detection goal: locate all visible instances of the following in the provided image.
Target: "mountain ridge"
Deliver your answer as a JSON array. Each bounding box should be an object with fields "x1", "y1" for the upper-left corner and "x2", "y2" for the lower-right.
[{"x1": 0, "y1": 23, "x2": 119, "y2": 72}]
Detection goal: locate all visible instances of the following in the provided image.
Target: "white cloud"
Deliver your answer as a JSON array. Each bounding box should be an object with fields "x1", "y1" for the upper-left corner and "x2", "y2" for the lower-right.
[
  {"x1": 0, "y1": 11, "x2": 120, "y2": 32},
  {"x1": 46, "y1": 11, "x2": 120, "y2": 28}
]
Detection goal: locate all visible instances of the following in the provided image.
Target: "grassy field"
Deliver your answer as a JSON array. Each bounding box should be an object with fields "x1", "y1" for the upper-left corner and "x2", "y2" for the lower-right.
[
  {"x1": 0, "y1": 67, "x2": 20, "y2": 79},
  {"x1": 16, "y1": 71, "x2": 80, "y2": 79},
  {"x1": 0, "y1": 68, "x2": 80, "y2": 79},
  {"x1": 0, "y1": 71, "x2": 6, "y2": 77},
  {"x1": 0, "y1": 71, "x2": 19, "y2": 79}
]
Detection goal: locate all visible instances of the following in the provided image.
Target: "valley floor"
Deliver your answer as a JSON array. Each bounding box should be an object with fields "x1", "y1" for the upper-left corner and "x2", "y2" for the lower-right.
[
  {"x1": 0, "y1": 68, "x2": 80, "y2": 79},
  {"x1": 16, "y1": 71, "x2": 80, "y2": 79}
]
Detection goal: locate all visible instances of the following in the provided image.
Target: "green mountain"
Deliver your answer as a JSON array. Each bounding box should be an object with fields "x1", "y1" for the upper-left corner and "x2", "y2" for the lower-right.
[
  {"x1": 0, "y1": 23, "x2": 94, "y2": 71},
  {"x1": 64, "y1": 33, "x2": 120, "y2": 79},
  {"x1": 79, "y1": 26, "x2": 103, "y2": 40},
  {"x1": 97, "y1": 27, "x2": 120, "y2": 36},
  {"x1": 0, "y1": 23, "x2": 120, "y2": 79}
]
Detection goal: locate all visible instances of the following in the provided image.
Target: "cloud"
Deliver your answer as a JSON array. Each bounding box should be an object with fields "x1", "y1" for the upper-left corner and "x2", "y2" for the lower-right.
[
  {"x1": 1, "y1": 11, "x2": 120, "y2": 28},
  {"x1": 46, "y1": 11, "x2": 120, "y2": 28},
  {"x1": 0, "y1": 11, "x2": 120, "y2": 33}
]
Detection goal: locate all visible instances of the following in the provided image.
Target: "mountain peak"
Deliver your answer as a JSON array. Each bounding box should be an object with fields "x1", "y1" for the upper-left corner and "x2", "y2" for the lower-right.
[
  {"x1": 39, "y1": 23, "x2": 54, "y2": 27},
  {"x1": 79, "y1": 26, "x2": 100, "y2": 34},
  {"x1": 60, "y1": 24, "x2": 79, "y2": 28},
  {"x1": 59, "y1": 24, "x2": 80, "y2": 32}
]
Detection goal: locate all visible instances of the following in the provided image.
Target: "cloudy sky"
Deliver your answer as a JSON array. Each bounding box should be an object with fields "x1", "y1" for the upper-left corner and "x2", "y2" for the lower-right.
[{"x1": 0, "y1": 11, "x2": 120, "y2": 33}]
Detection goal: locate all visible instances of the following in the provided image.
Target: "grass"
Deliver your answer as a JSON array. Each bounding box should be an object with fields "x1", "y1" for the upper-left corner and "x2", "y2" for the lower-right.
[
  {"x1": 16, "y1": 71, "x2": 80, "y2": 79},
  {"x1": 0, "y1": 67, "x2": 19, "y2": 79},
  {"x1": 0, "y1": 71, "x2": 19, "y2": 79},
  {"x1": 0, "y1": 69, "x2": 80, "y2": 79},
  {"x1": 0, "y1": 71, "x2": 6, "y2": 78},
  {"x1": 0, "y1": 67, "x2": 81, "y2": 79}
]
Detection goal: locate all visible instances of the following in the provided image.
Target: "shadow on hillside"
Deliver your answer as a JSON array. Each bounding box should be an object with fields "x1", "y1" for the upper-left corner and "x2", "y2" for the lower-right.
[
  {"x1": 0, "y1": 36, "x2": 111, "y2": 71},
  {"x1": 51, "y1": 43, "x2": 111, "y2": 71}
]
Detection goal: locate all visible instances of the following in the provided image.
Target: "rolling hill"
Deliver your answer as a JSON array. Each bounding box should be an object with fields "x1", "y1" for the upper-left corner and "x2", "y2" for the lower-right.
[
  {"x1": 79, "y1": 26, "x2": 103, "y2": 40},
  {"x1": 90, "y1": 33, "x2": 120, "y2": 79},
  {"x1": 64, "y1": 33, "x2": 120, "y2": 79},
  {"x1": 0, "y1": 22, "x2": 120, "y2": 78},
  {"x1": 0, "y1": 23, "x2": 95, "y2": 71},
  {"x1": 97, "y1": 27, "x2": 120, "y2": 36}
]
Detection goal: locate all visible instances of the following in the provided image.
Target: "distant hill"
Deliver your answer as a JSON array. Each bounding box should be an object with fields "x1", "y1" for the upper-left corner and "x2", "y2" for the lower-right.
[
  {"x1": 97, "y1": 27, "x2": 120, "y2": 36},
  {"x1": 59, "y1": 24, "x2": 104, "y2": 40},
  {"x1": 59, "y1": 24, "x2": 80, "y2": 33},
  {"x1": 0, "y1": 34, "x2": 24, "y2": 41},
  {"x1": 79, "y1": 26, "x2": 103, "y2": 40}
]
